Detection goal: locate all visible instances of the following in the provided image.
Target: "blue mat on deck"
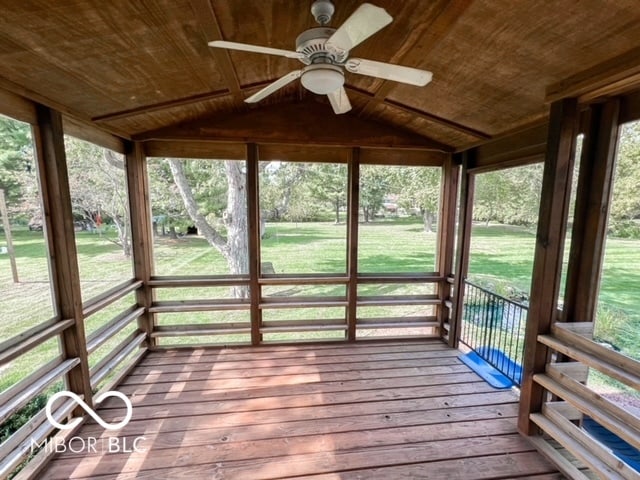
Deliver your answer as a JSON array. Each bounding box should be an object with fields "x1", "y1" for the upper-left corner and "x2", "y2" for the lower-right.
[
  {"x1": 583, "y1": 417, "x2": 640, "y2": 472},
  {"x1": 459, "y1": 347, "x2": 522, "y2": 389},
  {"x1": 459, "y1": 350, "x2": 513, "y2": 389}
]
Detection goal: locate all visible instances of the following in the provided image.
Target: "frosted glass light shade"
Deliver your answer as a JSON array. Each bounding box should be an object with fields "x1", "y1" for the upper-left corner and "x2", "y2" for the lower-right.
[{"x1": 301, "y1": 68, "x2": 344, "y2": 94}]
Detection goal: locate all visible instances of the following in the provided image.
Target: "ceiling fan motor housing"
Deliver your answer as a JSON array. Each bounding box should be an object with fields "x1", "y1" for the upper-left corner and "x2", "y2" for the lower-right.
[{"x1": 296, "y1": 27, "x2": 341, "y2": 64}]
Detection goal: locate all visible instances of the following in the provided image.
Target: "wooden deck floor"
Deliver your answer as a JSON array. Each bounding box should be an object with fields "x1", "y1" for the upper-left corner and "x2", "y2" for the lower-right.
[{"x1": 41, "y1": 340, "x2": 561, "y2": 479}]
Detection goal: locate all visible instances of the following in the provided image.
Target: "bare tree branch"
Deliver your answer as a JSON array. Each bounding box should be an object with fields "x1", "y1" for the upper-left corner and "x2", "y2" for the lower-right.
[{"x1": 103, "y1": 149, "x2": 125, "y2": 170}]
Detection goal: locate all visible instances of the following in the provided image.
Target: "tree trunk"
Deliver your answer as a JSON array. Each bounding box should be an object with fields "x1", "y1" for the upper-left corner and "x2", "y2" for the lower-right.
[
  {"x1": 259, "y1": 211, "x2": 266, "y2": 239},
  {"x1": 423, "y1": 210, "x2": 434, "y2": 233},
  {"x1": 168, "y1": 225, "x2": 178, "y2": 239},
  {"x1": 169, "y1": 159, "x2": 229, "y2": 254},
  {"x1": 224, "y1": 160, "x2": 249, "y2": 298},
  {"x1": 112, "y1": 214, "x2": 132, "y2": 257},
  {"x1": 168, "y1": 158, "x2": 249, "y2": 298},
  {"x1": 334, "y1": 199, "x2": 340, "y2": 224}
]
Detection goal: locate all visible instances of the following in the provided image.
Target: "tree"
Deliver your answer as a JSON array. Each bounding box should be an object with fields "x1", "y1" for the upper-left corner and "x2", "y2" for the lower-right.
[
  {"x1": 64, "y1": 137, "x2": 132, "y2": 256},
  {"x1": 307, "y1": 163, "x2": 347, "y2": 223},
  {"x1": 609, "y1": 122, "x2": 640, "y2": 237},
  {"x1": 360, "y1": 166, "x2": 390, "y2": 222},
  {"x1": 168, "y1": 158, "x2": 249, "y2": 298},
  {"x1": 473, "y1": 164, "x2": 543, "y2": 227},
  {"x1": 147, "y1": 159, "x2": 189, "y2": 237},
  {"x1": 259, "y1": 162, "x2": 309, "y2": 221},
  {"x1": 395, "y1": 167, "x2": 441, "y2": 232},
  {"x1": 0, "y1": 116, "x2": 38, "y2": 221}
]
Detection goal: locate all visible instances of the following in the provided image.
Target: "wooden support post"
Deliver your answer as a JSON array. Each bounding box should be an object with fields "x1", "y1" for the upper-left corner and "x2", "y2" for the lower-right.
[
  {"x1": 519, "y1": 98, "x2": 579, "y2": 435},
  {"x1": 449, "y1": 151, "x2": 475, "y2": 348},
  {"x1": 247, "y1": 143, "x2": 261, "y2": 345},
  {"x1": 346, "y1": 148, "x2": 360, "y2": 342},
  {"x1": 125, "y1": 141, "x2": 156, "y2": 347},
  {"x1": 0, "y1": 188, "x2": 19, "y2": 283},
  {"x1": 436, "y1": 156, "x2": 459, "y2": 340},
  {"x1": 32, "y1": 105, "x2": 93, "y2": 408},
  {"x1": 563, "y1": 99, "x2": 620, "y2": 323}
]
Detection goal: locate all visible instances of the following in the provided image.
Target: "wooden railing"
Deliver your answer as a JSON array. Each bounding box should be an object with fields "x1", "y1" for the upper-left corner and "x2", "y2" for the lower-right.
[
  {"x1": 528, "y1": 322, "x2": 640, "y2": 480},
  {"x1": 0, "y1": 280, "x2": 146, "y2": 479},
  {"x1": 148, "y1": 273, "x2": 445, "y2": 346}
]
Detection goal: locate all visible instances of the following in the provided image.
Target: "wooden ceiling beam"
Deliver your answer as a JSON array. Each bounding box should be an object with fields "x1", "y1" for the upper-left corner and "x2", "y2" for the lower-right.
[
  {"x1": 546, "y1": 46, "x2": 640, "y2": 103},
  {"x1": 346, "y1": 86, "x2": 490, "y2": 140},
  {"x1": 92, "y1": 80, "x2": 278, "y2": 123},
  {"x1": 133, "y1": 101, "x2": 453, "y2": 151},
  {"x1": 92, "y1": 88, "x2": 230, "y2": 122},
  {"x1": 188, "y1": 0, "x2": 243, "y2": 105},
  {"x1": 0, "y1": 75, "x2": 130, "y2": 140},
  {"x1": 358, "y1": 0, "x2": 474, "y2": 116}
]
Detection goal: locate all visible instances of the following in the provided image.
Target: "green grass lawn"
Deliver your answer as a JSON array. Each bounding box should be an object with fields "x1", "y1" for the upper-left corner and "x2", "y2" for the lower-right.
[{"x1": 1, "y1": 219, "x2": 639, "y2": 390}]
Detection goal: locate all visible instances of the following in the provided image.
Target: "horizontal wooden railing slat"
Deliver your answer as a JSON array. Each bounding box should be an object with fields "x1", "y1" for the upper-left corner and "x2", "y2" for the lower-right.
[
  {"x1": 552, "y1": 322, "x2": 640, "y2": 380},
  {"x1": 357, "y1": 316, "x2": 439, "y2": 328},
  {"x1": 357, "y1": 294, "x2": 441, "y2": 307},
  {"x1": 260, "y1": 296, "x2": 348, "y2": 309},
  {"x1": 530, "y1": 412, "x2": 627, "y2": 480},
  {"x1": 0, "y1": 358, "x2": 80, "y2": 424},
  {"x1": 526, "y1": 435, "x2": 592, "y2": 480},
  {"x1": 532, "y1": 324, "x2": 640, "y2": 480},
  {"x1": 543, "y1": 403, "x2": 639, "y2": 480},
  {"x1": 82, "y1": 279, "x2": 142, "y2": 318},
  {"x1": 152, "y1": 323, "x2": 252, "y2": 337},
  {"x1": 86, "y1": 305, "x2": 145, "y2": 354},
  {"x1": 260, "y1": 324, "x2": 347, "y2": 333},
  {"x1": 546, "y1": 363, "x2": 640, "y2": 435},
  {"x1": 0, "y1": 396, "x2": 77, "y2": 479},
  {"x1": 0, "y1": 319, "x2": 74, "y2": 366},
  {"x1": 10, "y1": 411, "x2": 86, "y2": 480},
  {"x1": 149, "y1": 275, "x2": 250, "y2": 288},
  {"x1": 534, "y1": 373, "x2": 640, "y2": 451},
  {"x1": 93, "y1": 348, "x2": 147, "y2": 399},
  {"x1": 149, "y1": 299, "x2": 250, "y2": 313},
  {"x1": 357, "y1": 273, "x2": 443, "y2": 283},
  {"x1": 89, "y1": 332, "x2": 146, "y2": 388},
  {"x1": 259, "y1": 275, "x2": 349, "y2": 285},
  {"x1": 538, "y1": 334, "x2": 640, "y2": 390}
]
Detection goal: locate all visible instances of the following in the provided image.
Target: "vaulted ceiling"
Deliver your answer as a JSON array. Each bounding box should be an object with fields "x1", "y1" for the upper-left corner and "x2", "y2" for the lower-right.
[{"x1": 1, "y1": 0, "x2": 640, "y2": 151}]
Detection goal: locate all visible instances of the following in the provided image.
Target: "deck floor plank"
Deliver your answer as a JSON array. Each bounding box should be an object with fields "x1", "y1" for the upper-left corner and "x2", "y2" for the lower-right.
[{"x1": 40, "y1": 340, "x2": 559, "y2": 479}]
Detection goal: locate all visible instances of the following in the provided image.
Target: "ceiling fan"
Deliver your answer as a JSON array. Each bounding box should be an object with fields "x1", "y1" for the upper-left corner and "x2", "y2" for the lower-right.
[{"x1": 209, "y1": 0, "x2": 433, "y2": 114}]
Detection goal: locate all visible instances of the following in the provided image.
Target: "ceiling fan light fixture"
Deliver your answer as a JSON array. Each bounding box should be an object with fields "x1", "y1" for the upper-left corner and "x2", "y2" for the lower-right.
[{"x1": 301, "y1": 66, "x2": 344, "y2": 95}]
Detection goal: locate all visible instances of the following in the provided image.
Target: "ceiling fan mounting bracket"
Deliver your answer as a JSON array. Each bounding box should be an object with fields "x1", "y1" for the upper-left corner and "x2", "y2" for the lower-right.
[{"x1": 311, "y1": 0, "x2": 335, "y2": 25}]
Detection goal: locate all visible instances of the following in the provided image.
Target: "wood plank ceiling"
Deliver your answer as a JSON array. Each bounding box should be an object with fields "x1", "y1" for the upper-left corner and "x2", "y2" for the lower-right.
[{"x1": 0, "y1": 0, "x2": 639, "y2": 151}]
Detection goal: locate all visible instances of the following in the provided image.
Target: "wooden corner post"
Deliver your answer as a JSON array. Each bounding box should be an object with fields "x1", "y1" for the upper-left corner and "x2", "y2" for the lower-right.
[
  {"x1": 519, "y1": 98, "x2": 579, "y2": 435},
  {"x1": 32, "y1": 105, "x2": 93, "y2": 407},
  {"x1": 247, "y1": 143, "x2": 262, "y2": 345},
  {"x1": 346, "y1": 148, "x2": 360, "y2": 342},
  {"x1": 449, "y1": 151, "x2": 475, "y2": 348},
  {"x1": 125, "y1": 141, "x2": 156, "y2": 347},
  {"x1": 562, "y1": 99, "x2": 620, "y2": 323},
  {"x1": 437, "y1": 155, "x2": 460, "y2": 340}
]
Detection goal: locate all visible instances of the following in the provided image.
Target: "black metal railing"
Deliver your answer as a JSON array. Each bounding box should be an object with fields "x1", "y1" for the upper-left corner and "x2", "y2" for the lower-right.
[{"x1": 459, "y1": 279, "x2": 528, "y2": 386}]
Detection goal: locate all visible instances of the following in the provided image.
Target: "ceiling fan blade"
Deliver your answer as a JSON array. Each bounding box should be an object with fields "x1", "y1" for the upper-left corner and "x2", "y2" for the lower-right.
[
  {"x1": 327, "y1": 87, "x2": 352, "y2": 114},
  {"x1": 345, "y1": 58, "x2": 433, "y2": 86},
  {"x1": 245, "y1": 70, "x2": 303, "y2": 103},
  {"x1": 325, "y1": 4, "x2": 392, "y2": 56},
  {"x1": 209, "y1": 40, "x2": 304, "y2": 59}
]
